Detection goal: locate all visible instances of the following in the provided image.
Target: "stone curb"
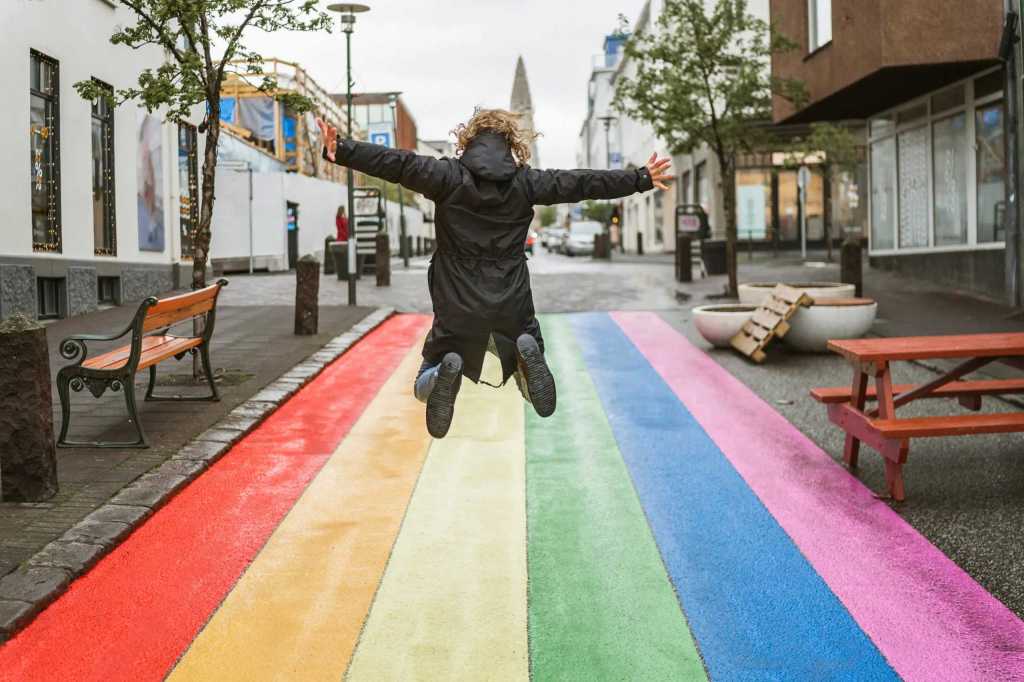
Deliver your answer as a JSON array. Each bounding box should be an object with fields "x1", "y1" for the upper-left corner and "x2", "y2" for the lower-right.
[{"x1": 0, "y1": 306, "x2": 395, "y2": 643}]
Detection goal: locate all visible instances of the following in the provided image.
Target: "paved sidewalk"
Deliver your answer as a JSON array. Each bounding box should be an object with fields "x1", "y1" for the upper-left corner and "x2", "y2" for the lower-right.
[{"x1": 0, "y1": 295, "x2": 371, "y2": 580}]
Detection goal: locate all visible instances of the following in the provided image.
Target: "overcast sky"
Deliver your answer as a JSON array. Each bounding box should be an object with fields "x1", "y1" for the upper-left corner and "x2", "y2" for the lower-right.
[{"x1": 240, "y1": 0, "x2": 647, "y2": 169}]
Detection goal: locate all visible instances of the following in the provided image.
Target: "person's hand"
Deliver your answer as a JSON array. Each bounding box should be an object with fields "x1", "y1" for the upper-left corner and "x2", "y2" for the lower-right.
[
  {"x1": 646, "y1": 152, "x2": 672, "y2": 191},
  {"x1": 316, "y1": 117, "x2": 338, "y2": 162}
]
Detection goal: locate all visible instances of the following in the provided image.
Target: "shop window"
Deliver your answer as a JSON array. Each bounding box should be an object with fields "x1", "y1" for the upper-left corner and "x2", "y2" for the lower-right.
[
  {"x1": 736, "y1": 169, "x2": 771, "y2": 240},
  {"x1": 30, "y1": 51, "x2": 61, "y2": 252},
  {"x1": 870, "y1": 138, "x2": 896, "y2": 250},
  {"x1": 897, "y1": 126, "x2": 929, "y2": 248},
  {"x1": 896, "y1": 104, "x2": 927, "y2": 126},
  {"x1": 92, "y1": 79, "x2": 116, "y2": 256},
  {"x1": 975, "y1": 70, "x2": 1004, "y2": 100},
  {"x1": 37, "y1": 278, "x2": 64, "y2": 320},
  {"x1": 931, "y1": 85, "x2": 965, "y2": 115},
  {"x1": 807, "y1": 0, "x2": 832, "y2": 51},
  {"x1": 976, "y1": 102, "x2": 1006, "y2": 243},
  {"x1": 681, "y1": 170, "x2": 691, "y2": 204},
  {"x1": 178, "y1": 123, "x2": 199, "y2": 260},
  {"x1": 932, "y1": 113, "x2": 968, "y2": 246}
]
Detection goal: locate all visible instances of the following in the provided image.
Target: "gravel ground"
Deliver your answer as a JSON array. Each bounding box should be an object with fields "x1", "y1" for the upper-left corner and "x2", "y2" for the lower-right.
[{"x1": 659, "y1": 309, "x2": 1024, "y2": 618}]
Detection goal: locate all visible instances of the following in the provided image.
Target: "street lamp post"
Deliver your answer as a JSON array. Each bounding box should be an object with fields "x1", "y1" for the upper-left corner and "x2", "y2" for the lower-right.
[
  {"x1": 597, "y1": 115, "x2": 616, "y2": 170},
  {"x1": 388, "y1": 92, "x2": 408, "y2": 268},
  {"x1": 328, "y1": 3, "x2": 370, "y2": 306}
]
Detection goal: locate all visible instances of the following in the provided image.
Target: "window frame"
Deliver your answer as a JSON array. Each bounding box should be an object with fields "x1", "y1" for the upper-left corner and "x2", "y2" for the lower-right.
[
  {"x1": 91, "y1": 78, "x2": 116, "y2": 256},
  {"x1": 30, "y1": 50, "x2": 62, "y2": 253},
  {"x1": 807, "y1": 0, "x2": 833, "y2": 53},
  {"x1": 866, "y1": 66, "x2": 1006, "y2": 256},
  {"x1": 178, "y1": 122, "x2": 199, "y2": 261}
]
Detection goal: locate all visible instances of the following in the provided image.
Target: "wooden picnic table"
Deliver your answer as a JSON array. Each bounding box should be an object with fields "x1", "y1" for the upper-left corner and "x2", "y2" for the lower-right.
[{"x1": 811, "y1": 333, "x2": 1024, "y2": 501}]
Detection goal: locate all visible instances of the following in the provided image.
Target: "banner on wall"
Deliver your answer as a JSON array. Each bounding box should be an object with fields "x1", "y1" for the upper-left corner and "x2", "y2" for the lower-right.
[{"x1": 137, "y1": 113, "x2": 165, "y2": 252}]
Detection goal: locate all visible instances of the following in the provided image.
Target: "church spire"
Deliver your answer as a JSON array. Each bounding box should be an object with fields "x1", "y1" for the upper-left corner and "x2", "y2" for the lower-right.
[{"x1": 509, "y1": 55, "x2": 540, "y2": 167}]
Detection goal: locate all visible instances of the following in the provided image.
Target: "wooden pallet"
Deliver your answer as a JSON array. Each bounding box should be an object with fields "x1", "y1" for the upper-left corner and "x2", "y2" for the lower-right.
[{"x1": 730, "y1": 284, "x2": 812, "y2": 363}]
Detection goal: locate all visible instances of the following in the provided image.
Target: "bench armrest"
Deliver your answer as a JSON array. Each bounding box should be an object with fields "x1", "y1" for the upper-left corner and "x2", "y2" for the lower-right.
[{"x1": 59, "y1": 325, "x2": 134, "y2": 365}]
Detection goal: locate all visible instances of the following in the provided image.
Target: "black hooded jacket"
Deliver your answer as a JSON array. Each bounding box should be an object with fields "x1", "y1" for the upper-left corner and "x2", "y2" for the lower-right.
[{"x1": 326, "y1": 132, "x2": 654, "y2": 383}]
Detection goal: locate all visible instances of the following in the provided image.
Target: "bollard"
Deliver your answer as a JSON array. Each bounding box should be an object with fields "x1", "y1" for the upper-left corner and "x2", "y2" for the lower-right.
[
  {"x1": 637, "y1": 232, "x2": 644, "y2": 256},
  {"x1": 676, "y1": 234, "x2": 693, "y2": 283},
  {"x1": 0, "y1": 313, "x2": 58, "y2": 502},
  {"x1": 323, "y1": 237, "x2": 337, "y2": 275},
  {"x1": 330, "y1": 241, "x2": 349, "y2": 281},
  {"x1": 376, "y1": 232, "x2": 391, "y2": 287},
  {"x1": 416, "y1": 236, "x2": 422, "y2": 257},
  {"x1": 841, "y1": 237, "x2": 863, "y2": 297},
  {"x1": 294, "y1": 255, "x2": 320, "y2": 335}
]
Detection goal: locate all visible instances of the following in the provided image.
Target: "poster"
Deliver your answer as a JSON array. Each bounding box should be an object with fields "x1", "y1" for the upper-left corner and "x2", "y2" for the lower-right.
[
  {"x1": 137, "y1": 113, "x2": 165, "y2": 252},
  {"x1": 736, "y1": 184, "x2": 767, "y2": 239}
]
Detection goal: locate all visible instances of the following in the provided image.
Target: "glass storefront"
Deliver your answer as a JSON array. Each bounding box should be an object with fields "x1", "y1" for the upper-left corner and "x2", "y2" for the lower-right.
[{"x1": 867, "y1": 68, "x2": 1006, "y2": 253}]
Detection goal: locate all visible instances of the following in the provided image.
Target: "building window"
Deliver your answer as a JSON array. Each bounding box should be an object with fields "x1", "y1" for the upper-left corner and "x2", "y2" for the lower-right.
[
  {"x1": 92, "y1": 80, "x2": 116, "y2": 256},
  {"x1": 695, "y1": 161, "x2": 709, "y2": 214},
  {"x1": 807, "y1": 0, "x2": 832, "y2": 51},
  {"x1": 976, "y1": 102, "x2": 1006, "y2": 243},
  {"x1": 932, "y1": 112, "x2": 968, "y2": 246},
  {"x1": 870, "y1": 138, "x2": 897, "y2": 250},
  {"x1": 37, "y1": 278, "x2": 64, "y2": 320},
  {"x1": 97, "y1": 276, "x2": 120, "y2": 305},
  {"x1": 178, "y1": 123, "x2": 199, "y2": 260},
  {"x1": 30, "y1": 51, "x2": 61, "y2": 252},
  {"x1": 868, "y1": 67, "x2": 1006, "y2": 253}
]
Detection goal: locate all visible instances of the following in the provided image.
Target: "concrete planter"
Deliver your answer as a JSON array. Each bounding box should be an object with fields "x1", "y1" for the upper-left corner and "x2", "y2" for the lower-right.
[
  {"x1": 783, "y1": 299, "x2": 878, "y2": 353},
  {"x1": 738, "y1": 282, "x2": 856, "y2": 306},
  {"x1": 692, "y1": 305, "x2": 758, "y2": 348}
]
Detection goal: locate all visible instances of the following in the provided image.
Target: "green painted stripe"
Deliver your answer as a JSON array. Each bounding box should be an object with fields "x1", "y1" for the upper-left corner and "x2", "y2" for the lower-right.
[{"x1": 526, "y1": 316, "x2": 707, "y2": 681}]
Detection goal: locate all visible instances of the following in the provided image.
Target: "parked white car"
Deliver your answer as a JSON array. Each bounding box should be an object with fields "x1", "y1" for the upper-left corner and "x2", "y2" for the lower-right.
[{"x1": 563, "y1": 221, "x2": 603, "y2": 257}]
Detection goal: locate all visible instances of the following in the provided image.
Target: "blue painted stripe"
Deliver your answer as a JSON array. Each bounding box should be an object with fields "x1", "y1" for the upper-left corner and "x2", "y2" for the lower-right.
[{"x1": 572, "y1": 313, "x2": 897, "y2": 681}]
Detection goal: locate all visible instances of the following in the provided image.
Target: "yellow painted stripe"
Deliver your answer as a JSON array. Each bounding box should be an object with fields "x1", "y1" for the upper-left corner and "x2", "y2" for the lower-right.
[
  {"x1": 345, "y1": 354, "x2": 529, "y2": 681},
  {"x1": 168, "y1": 344, "x2": 432, "y2": 682}
]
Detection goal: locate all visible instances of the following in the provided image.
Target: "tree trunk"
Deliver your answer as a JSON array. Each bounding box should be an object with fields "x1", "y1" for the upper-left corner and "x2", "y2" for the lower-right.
[
  {"x1": 721, "y1": 159, "x2": 739, "y2": 298},
  {"x1": 193, "y1": 116, "x2": 221, "y2": 291}
]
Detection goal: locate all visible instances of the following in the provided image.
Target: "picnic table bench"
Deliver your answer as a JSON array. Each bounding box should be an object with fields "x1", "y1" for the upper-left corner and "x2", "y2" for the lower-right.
[
  {"x1": 811, "y1": 333, "x2": 1024, "y2": 501},
  {"x1": 56, "y1": 280, "x2": 228, "y2": 448}
]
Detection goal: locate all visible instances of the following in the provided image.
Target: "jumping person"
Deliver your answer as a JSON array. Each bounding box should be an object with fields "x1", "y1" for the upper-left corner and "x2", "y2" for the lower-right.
[{"x1": 317, "y1": 109, "x2": 671, "y2": 438}]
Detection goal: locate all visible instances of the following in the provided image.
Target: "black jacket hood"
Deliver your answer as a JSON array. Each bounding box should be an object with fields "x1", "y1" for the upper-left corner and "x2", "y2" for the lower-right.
[{"x1": 459, "y1": 131, "x2": 518, "y2": 181}]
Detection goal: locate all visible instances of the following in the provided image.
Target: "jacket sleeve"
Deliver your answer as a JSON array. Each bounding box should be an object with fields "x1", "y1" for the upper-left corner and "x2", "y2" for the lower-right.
[
  {"x1": 324, "y1": 138, "x2": 458, "y2": 202},
  {"x1": 525, "y1": 166, "x2": 654, "y2": 206}
]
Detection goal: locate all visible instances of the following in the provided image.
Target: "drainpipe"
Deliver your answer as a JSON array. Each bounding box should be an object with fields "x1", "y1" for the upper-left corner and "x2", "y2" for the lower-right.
[{"x1": 1001, "y1": 2, "x2": 1021, "y2": 307}]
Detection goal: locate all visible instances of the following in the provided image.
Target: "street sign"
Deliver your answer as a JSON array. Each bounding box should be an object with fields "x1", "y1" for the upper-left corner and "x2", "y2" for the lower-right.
[
  {"x1": 797, "y1": 166, "x2": 811, "y2": 189},
  {"x1": 677, "y1": 214, "x2": 701, "y2": 233},
  {"x1": 370, "y1": 131, "x2": 392, "y2": 148}
]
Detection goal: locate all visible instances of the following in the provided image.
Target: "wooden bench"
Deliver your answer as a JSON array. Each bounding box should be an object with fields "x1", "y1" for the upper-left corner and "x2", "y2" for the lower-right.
[
  {"x1": 811, "y1": 333, "x2": 1024, "y2": 501},
  {"x1": 56, "y1": 280, "x2": 228, "y2": 448}
]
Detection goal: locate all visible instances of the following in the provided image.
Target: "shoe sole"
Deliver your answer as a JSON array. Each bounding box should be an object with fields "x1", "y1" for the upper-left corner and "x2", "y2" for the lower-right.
[
  {"x1": 516, "y1": 334, "x2": 556, "y2": 418},
  {"x1": 426, "y1": 353, "x2": 462, "y2": 438}
]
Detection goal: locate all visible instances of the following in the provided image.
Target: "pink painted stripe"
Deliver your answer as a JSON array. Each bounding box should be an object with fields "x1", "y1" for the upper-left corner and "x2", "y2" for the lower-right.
[{"x1": 612, "y1": 311, "x2": 1024, "y2": 681}]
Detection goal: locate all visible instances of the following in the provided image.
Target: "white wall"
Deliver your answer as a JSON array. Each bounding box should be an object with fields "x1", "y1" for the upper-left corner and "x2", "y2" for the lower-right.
[
  {"x1": 211, "y1": 171, "x2": 425, "y2": 269},
  {"x1": 0, "y1": 0, "x2": 202, "y2": 265}
]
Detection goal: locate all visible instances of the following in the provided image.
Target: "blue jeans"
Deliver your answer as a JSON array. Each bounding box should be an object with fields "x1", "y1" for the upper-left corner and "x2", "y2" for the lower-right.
[{"x1": 415, "y1": 337, "x2": 530, "y2": 404}]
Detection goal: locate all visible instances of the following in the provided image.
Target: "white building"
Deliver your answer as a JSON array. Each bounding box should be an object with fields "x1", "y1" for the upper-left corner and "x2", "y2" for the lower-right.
[{"x1": 0, "y1": 0, "x2": 206, "y2": 320}]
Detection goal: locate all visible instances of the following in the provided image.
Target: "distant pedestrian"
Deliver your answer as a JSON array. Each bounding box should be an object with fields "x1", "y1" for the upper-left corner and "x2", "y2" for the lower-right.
[
  {"x1": 336, "y1": 206, "x2": 349, "y2": 242},
  {"x1": 317, "y1": 109, "x2": 671, "y2": 438}
]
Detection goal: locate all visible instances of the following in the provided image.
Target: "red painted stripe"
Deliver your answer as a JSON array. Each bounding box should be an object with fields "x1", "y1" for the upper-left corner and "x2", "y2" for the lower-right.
[{"x1": 0, "y1": 314, "x2": 430, "y2": 682}]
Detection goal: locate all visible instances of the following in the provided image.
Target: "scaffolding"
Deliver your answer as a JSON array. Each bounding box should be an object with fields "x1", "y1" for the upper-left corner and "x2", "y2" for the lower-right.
[{"x1": 219, "y1": 58, "x2": 361, "y2": 182}]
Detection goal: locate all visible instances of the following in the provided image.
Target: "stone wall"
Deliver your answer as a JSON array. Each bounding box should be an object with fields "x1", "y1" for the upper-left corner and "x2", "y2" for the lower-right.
[
  {"x1": 121, "y1": 268, "x2": 175, "y2": 304},
  {"x1": 66, "y1": 267, "x2": 97, "y2": 317},
  {"x1": 0, "y1": 265, "x2": 36, "y2": 319}
]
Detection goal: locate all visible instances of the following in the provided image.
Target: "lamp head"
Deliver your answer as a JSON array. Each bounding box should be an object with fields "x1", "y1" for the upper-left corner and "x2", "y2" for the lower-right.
[{"x1": 327, "y1": 3, "x2": 370, "y2": 32}]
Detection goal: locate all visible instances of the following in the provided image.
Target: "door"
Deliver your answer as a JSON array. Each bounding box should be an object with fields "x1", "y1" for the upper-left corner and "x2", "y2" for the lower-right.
[{"x1": 286, "y1": 201, "x2": 299, "y2": 269}]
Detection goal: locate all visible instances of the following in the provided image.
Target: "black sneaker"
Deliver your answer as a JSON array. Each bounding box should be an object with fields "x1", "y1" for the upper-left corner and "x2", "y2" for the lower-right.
[
  {"x1": 426, "y1": 352, "x2": 463, "y2": 438},
  {"x1": 515, "y1": 334, "x2": 556, "y2": 417}
]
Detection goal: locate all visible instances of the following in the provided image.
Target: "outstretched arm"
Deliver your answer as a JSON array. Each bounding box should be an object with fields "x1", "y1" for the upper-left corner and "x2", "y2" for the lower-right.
[
  {"x1": 527, "y1": 153, "x2": 673, "y2": 206},
  {"x1": 317, "y1": 118, "x2": 457, "y2": 202}
]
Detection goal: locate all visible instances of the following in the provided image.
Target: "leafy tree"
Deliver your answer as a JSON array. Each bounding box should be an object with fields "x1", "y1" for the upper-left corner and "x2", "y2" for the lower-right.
[
  {"x1": 582, "y1": 200, "x2": 615, "y2": 226},
  {"x1": 75, "y1": 1, "x2": 331, "y2": 290},
  {"x1": 615, "y1": 0, "x2": 804, "y2": 296},
  {"x1": 538, "y1": 205, "x2": 558, "y2": 227},
  {"x1": 782, "y1": 123, "x2": 862, "y2": 262}
]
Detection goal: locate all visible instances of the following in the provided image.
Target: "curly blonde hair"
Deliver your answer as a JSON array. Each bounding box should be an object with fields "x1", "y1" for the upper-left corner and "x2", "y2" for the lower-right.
[{"x1": 451, "y1": 108, "x2": 540, "y2": 166}]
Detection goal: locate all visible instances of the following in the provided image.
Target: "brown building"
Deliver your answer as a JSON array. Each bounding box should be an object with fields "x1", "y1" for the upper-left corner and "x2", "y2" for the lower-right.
[
  {"x1": 771, "y1": 0, "x2": 1012, "y2": 300},
  {"x1": 335, "y1": 93, "x2": 419, "y2": 151}
]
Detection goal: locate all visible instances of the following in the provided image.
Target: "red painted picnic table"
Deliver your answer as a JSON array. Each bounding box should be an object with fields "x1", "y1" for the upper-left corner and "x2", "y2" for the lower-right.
[{"x1": 811, "y1": 333, "x2": 1024, "y2": 501}]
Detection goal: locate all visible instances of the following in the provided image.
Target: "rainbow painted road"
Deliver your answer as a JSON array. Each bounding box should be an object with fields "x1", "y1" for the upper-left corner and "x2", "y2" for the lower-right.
[{"x1": 3, "y1": 312, "x2": 1024, "y2": 681}]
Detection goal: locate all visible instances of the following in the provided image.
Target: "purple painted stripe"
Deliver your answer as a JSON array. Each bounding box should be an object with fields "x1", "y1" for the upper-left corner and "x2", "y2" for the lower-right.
[{"x1": 612, "y1": 311, "x2": 1024, "y2": 681}]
